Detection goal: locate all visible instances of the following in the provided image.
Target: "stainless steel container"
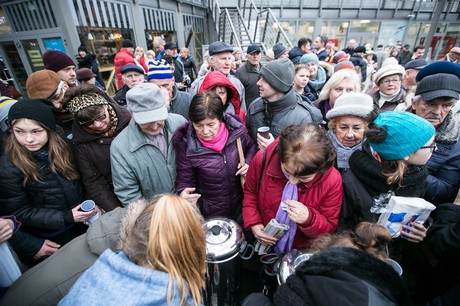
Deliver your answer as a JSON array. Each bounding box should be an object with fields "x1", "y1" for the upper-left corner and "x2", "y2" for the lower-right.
[
  {"x1": 275, "y1": 250, "x2": 314, "y2": 285},
  {"x1": 203, "y1": 218, "x2": 254, "y2": 306}
]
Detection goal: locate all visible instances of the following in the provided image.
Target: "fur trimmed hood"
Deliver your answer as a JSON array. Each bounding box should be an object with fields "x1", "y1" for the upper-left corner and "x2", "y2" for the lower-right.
[
  {"x1": 274, "y1": 247, "x2": 409, "y2": 306},
  {"x1": 118, "y1": 199, "x2": 149, "y2": 251}
]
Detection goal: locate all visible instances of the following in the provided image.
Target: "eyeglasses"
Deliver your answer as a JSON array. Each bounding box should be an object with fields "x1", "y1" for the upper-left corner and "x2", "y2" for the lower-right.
[
  {"x1": 78, "y1": 112, "x2": 107, "y2": 127},
  {"x1": 420, "y1": 143, "x2": 437, "y2": 152},
  {"x1": 381, "y1": 78, "x2": 401, "y2": 85}
]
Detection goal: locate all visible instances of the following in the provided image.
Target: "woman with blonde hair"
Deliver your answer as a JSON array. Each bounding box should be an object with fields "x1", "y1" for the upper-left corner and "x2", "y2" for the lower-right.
[
  {"x1": 0, "y1": 99, "x2": 96, "y2": 265},
  {"x1": 315, "y1": 68, "x2": 361, "y2": 129},
  {"x1": 134, "y1": 46, "x2": 148, "y2": 73},
  {"x1": 60, "y1": 194, "x2": 206, "y2": 305}
]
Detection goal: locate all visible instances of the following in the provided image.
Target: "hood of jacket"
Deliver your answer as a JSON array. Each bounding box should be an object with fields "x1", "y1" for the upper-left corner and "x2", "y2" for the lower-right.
[
  {"x1": 198, "y1": 70, "x2": 241, "y2": 114},
  {"x1": 277, "y1": 247, "x2": 409, "y2": 306},
  {"x1": 86, "y1": 207, "x2": 126, "y2": 255}
]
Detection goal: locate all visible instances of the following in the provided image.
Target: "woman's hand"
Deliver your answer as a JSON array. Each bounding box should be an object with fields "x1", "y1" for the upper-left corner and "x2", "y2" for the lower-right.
[
  {"x1": 257, "y1": 133, "x2": 275, "y2": 150},
  {"x1": 400, "y1": 222, "x2": 427, "y2": 243},
  {"x1": 0, "y1": 218, "x2": 14, "y2": 243},
  {"x1": 33, "y1": 239, "x2": 60, "y2": 260},
  {"x1": 285, "y1": 200, "x2": 310, "y2": 224},
  {"x1": 71, "y1": 205, "x2": 97, "y2": 223},
  {"x1": 94, "y1": 204, "x2": 104, "y2": 216},
  {"x1": 235, "y1": 163, "x2": 249, "y2": 177},
  {"x1": 180, "y1": 187, "x2": 201, "y2": 206},
  {"x1": 251, "y1": 224, "x2": 278, "y2": 246}
]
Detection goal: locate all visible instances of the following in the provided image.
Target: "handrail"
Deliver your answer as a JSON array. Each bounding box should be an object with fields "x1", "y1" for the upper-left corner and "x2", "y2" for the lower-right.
[
  {"x1": 222, "y1": 8, "x2": 242, "y2": 49},
  {"x1": 211, "y1": 0, "x2": 294, "y2": 56},
  {"x1": 267, "y1": 8, "x2": 293, "y2": 49},
  {"x1": 235, "y1": 6, "x2": 253, "y2": 45}
]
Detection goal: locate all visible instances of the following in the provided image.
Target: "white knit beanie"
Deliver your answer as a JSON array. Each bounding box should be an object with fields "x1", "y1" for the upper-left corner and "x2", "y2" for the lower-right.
[{"x1": 326, "y1": 92, "x2": 374, "y2": 120}]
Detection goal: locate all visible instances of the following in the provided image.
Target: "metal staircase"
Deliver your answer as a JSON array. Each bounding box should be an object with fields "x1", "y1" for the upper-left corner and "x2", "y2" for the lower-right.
[{"x1": 210, "y1": 0, "x2": 294, "y2": 55}]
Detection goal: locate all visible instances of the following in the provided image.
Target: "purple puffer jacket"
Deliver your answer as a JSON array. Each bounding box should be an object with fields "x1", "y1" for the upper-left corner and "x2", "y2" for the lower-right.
[{"x1": 173, "y1": 114, "x2": 257, "y2": 219}]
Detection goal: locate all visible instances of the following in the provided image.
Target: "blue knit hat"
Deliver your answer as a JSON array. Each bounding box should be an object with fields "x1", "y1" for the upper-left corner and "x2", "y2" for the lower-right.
[
  {"x1": 147, "y1": 59, "x2": 173, "y2": 81},
  {"x1": 300, "y1": 53, "x2": 319, "y2": 66},
  {"x1": 369, "y1": 112, "x2": 435, "y2": 160}
]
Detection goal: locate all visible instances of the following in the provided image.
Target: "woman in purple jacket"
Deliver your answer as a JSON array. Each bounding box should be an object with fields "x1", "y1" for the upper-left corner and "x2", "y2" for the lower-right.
[{"x1": 173, "y1": 91, "x2": 257, "y2": 220}]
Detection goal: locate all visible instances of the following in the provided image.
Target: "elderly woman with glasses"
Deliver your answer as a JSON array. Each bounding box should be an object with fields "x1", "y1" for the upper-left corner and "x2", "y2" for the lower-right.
[
  {"x1": 369, "y1": 57, "x2": 407, "y2": 112},
  {"x1": 63, "y1": 83, "x2": 131, "y2": 212}
]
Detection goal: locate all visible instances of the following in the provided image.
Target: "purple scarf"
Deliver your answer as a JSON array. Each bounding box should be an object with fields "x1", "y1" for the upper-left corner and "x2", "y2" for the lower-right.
[{"x1": 274, "y1": 182, "x2": 298, "y2": 254}]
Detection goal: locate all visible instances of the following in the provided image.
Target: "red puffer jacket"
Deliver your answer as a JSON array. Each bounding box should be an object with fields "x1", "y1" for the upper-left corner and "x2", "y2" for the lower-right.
[
  {"x1": 243, "y1": 138, "x2": 343, "y2": 249},
  {"x1": 114, "y1": 48, "x2": 136, "y2": 89}
]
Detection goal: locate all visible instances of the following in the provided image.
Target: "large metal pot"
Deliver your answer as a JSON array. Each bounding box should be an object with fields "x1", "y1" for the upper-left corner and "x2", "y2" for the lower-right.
[
  {"x1": 275, "y1": 249, "x2": 314, "y2": 285},
  {"x1": 203, "y1": 217, "x2": 254, "y2": 306}
]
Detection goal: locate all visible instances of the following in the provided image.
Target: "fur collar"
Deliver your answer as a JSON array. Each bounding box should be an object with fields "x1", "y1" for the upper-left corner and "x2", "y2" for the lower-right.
[
  {"x1": 296, "y1": 247, "x2": 409, "y2": 305},
  {"x1": 118, "y1": 199, "x2": 149, "y2": 250},
  {"x1": 435, "y1": 111, "x2": 460, "y2": 144}
]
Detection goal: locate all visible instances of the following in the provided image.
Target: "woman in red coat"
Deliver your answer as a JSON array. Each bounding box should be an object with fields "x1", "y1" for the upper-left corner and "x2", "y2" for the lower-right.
[{"x1": 243, "y1": 124, "x2": 343, "y2": 253}]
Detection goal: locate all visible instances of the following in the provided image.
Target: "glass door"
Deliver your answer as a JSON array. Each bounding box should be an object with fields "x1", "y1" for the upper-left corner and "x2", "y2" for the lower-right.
[{"x1": 0, "y1": 41, "x2": 29, "y2": 96}]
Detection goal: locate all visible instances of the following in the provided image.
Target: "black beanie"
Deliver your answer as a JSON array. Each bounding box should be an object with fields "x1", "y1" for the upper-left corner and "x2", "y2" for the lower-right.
[
  {"x1": 78, "y1": 45, "x2": 88, "y2": 53},
  {"x1": 8, "y1": 98, "x2": 56, "y2": 131},
  {"x1": 122, "y1": 39, "x2": 134, "y2": 48}
]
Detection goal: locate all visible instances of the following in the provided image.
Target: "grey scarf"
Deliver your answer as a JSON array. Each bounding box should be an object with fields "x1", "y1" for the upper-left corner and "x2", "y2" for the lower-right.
[{"x1": 328, "y1": 129, "x2": 364, "y2": 169}]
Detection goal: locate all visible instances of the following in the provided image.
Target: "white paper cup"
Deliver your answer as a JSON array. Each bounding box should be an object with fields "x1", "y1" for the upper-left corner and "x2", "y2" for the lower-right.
[
  {"x1": 386, "y1": 258, "x2": 403, "y2": 276},
  {"x1": 80, "y1": 200, "x2": 99, "y2": 225},
  {"x1": 257, "y1": 126, "x2": 270, "y2": 139}
]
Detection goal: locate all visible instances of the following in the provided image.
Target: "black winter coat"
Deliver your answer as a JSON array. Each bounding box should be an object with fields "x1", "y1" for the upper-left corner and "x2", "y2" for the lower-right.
[
  {"x1": 0, "y1": 150, "x2": 84, "y2": 255},
  {"x1": 339, "y1": 142, "x2": 429, "y2": 231},
  {"x1": 173, "y1": 114, "x2": 257, "y2": 219},
  {"x1": 71, "y1": 102, "x2": 131, "y2": 212},
  {"x1": 274, "y1": 247, "x2": 409, "y2": 306}
]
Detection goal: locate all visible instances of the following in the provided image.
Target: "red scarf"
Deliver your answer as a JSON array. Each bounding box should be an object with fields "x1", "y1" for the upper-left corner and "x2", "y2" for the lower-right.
[{"x1": 197, "y1": 122, "x2": 229, "y2": 153}]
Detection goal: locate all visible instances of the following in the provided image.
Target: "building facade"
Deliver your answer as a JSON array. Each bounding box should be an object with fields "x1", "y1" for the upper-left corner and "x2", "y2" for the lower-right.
[{"x1": 0, "y1": 0, "x2": 211, "y2": 95}]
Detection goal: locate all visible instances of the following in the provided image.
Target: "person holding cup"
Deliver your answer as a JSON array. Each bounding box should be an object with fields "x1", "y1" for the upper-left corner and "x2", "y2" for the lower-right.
[
  {"x1": 246, "y1": 58, "x2": 322, "y2": 150},
  {"x1": 0, "y1": 99, "x2": 98, "y2": 265}
]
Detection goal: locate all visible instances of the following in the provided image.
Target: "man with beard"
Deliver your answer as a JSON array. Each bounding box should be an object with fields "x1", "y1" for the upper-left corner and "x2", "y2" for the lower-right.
[{"x1": 42, "y1": 50, "x2": 77, "y2": 87}]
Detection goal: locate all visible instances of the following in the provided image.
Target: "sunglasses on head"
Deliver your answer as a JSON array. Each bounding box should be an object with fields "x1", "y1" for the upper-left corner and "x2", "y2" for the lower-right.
[{"x1": 48, "y1": 81, "x2": 66, "y2": 101}]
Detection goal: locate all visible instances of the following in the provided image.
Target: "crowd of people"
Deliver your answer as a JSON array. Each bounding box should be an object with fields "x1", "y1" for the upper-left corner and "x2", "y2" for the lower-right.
[{"x1": 0, "y1": 34, "x2": 459, "y2": 306}]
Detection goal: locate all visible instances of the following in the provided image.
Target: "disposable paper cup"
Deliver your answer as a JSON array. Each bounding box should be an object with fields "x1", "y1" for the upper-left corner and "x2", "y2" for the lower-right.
[
  {"x1": 257, "y1": 126, "x2": 270, "y2": 139},
  {"x1": 80, "y1": 200, "x2": 99, "y2": 225},
  {"x1": 81, "y1": 200, "x2": 95, "y2": 212},
  {"x1": 386, "y1": 258, "x2": 403, "y2": 276}
]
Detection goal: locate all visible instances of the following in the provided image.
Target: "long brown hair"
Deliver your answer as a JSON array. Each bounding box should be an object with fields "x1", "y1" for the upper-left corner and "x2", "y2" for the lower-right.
[
  {"x1": 5, "y1": 119, "x2": 79, "y2": 183},
  {"x1": 121, "y1": 194, "x2": 206, "y2": 306}
]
